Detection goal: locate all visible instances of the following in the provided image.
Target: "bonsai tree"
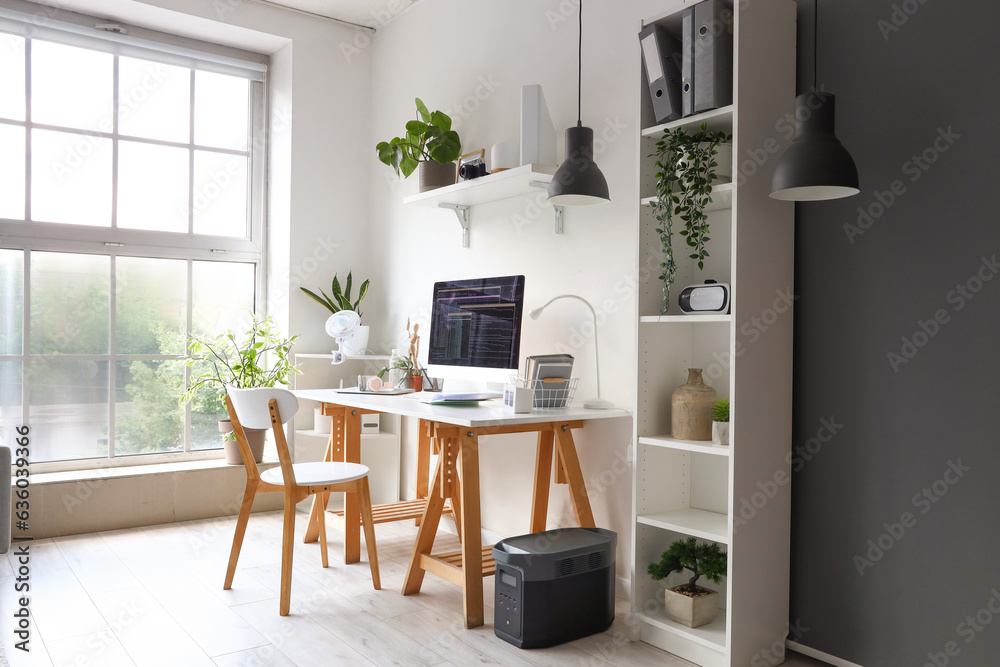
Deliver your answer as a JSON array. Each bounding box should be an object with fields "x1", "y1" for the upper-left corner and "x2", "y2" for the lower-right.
[
  {"x1": 712, "y1": 398, "x2": 730, "y2": 423},
  {"x1": 181, "y1": 313, "x2": 301, "y2": 440},
  {"x1": 301, "y1": 272, "x2": 370, "y2": 320},
  {"x1": 651, "y1": 123, "x2": 731, "y2": 313},
  {"x1": 648, "y1": 537, "x2": 727, "y2": 595},
  {"x1": 376, "y1": 98, "x2": 462, "y2": 178}
]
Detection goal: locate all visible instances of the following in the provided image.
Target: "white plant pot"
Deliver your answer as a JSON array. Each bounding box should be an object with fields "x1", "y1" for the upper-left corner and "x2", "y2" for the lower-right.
[
  {"x1": 340, "y1": 325, "x2": 370, "y2": 356},
  {"x1": 314, "y1": 408, "x2": 332, "y2": 434},
  {"x1": 664, "y1": 586, "x2": 720, "y2": 628},
  {"x1": 712, "y1": 421, "x2": 730, "y2": 445}
]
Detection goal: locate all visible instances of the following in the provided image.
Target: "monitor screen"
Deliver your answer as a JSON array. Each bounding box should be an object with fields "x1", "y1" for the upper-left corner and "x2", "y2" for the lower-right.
[{"x1": 427, "y1": 275, "x2": 525, "y2": 371}]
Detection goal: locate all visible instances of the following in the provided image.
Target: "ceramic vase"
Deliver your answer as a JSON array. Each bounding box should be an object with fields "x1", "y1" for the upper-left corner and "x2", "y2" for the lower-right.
[
  {"x1": 671, "y1": 368, "x2": 717, "y2": 441},
  {"x1": 418, "y1": 160, "x2": 457, "y2": 192}
]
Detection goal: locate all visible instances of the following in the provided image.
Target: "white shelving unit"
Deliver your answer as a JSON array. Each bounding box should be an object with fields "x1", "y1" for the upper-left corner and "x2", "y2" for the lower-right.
[
  {"x1": 401, "y1": 163, "x2": 559, "y2": 247},
  {"x1": 631, "y1": 2, "x2": 796, "y2": 666}
]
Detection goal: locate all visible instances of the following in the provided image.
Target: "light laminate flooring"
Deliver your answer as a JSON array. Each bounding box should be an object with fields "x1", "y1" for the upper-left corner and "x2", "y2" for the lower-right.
[{"x1": 1, "y1": 511, "x2": 829, "y2": 667}]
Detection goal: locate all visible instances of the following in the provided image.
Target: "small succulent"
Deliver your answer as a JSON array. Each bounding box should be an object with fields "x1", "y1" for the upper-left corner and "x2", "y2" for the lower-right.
[{"x1": 712, "y1": 398, "x2": 730, "y2": 423}]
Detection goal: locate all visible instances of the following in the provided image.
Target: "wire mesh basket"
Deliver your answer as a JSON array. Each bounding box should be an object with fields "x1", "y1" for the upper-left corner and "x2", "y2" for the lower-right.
[{"x1": 507, "y1": 376, "x2": 580, "y2": 408}]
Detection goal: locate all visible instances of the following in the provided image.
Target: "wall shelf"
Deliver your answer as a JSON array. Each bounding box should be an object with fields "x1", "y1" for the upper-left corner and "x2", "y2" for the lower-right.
[
  {"x1": 641, "y1": 182, "x2": 735, "y2": 212},
  {"x1": 637, "y1": 509, "x2": 729, "y2": 544},
  {"x1": 295, "y1": 353, "x2": 390, "y2": 361},
  {"x1": 402, "y1": 163, "x2": 560, "y2": 247},
  {"x1": 638, "y1": 435, "x2": 731, "y2": 456}
]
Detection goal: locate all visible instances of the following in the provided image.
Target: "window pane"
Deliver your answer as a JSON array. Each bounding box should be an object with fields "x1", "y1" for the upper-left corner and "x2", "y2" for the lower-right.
[
  {"x1": 30, "y1": 252, "x2": 109, "y2": 354},
  {"x1": 0, "y1": 34, "x2": 25, "y2": 120},
  {"x1": 116, "y1": 360, "x2": 183, "y2": 455},
  {"x1": 191, "y1": 382, "x2": 225, "y2": 451},
  {"x1": 118, "y1": 57, "x2": 190, "y2": 143},
  {"x1": 31, "y1": 40, "x2": 113, "y2": 132},
  {"x1": 0, "y1": 249, "x2": 23, "y2": 355},
  {"x1": 194, "y1": 71, "x2": 248, "y2": 150},
  {"x1": 0, "y1": 124, "x2": 25, "y2": 219},
  {"x1": 31, "y1": 128, "x2": 112, "y2": 226},
  {"x1": 116, "y1": 257, "x2": 186, "y2": 354},
  {"x1": 29, "y1": 358, "x2": 109, "y2": 462},
  {"x1": 116, "y1": 141, "x2": 189, "y2": 232},
  {"x1": 0, "y1": 361, "x2": 22, "y2": 453},
  {"x1": 192, "y1": 261, "x2": 254, "y2": 337},
  {"x1": 193, "y1": 151, "x2": 247, "y2": 237}
]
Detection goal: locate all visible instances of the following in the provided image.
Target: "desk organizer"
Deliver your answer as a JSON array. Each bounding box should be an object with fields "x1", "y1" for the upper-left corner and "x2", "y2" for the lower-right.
[{"x1": 506, "y1": 376, "x2": 579, "y2": 409}]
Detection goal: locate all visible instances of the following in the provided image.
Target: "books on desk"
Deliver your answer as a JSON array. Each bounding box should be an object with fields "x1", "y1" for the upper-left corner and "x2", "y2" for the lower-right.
[
  {"x1": 420, "y1": 392, "x2": 501, "y2": 406},
  {"x1": 521, "y1": 354, "x2": 575, "y2": 408}
]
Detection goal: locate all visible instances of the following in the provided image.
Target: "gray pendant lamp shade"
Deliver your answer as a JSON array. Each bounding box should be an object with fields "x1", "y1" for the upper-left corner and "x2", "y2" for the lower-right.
[
  {"x1": 548, "y1": 123, "x2": 610, "y2": 205},
  {"x1": 769, "y1": 92, "x2": 860, "y2": 201},
  {"x1": 547, "y1": 0, "x2": 610, "y2": 206}
]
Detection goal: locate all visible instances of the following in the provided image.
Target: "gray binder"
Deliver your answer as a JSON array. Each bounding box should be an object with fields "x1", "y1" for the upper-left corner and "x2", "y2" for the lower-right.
[
  {"x1": 681, "y1": 7, "x2": 696, "y2": 117},
  {"x1": 639, "y1": 24, "x2": 682, "y2": 124},
  {"x1": 693, "y1": 0, "x2": 734, "y2": 114}
]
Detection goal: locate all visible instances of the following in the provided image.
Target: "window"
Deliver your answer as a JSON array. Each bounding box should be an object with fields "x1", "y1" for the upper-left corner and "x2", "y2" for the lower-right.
[{"x1": 0, "y1": 12, "x2": 267, "y2": 469}]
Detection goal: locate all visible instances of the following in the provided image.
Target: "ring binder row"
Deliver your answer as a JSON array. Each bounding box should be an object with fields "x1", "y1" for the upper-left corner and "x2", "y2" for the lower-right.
[{"x1": 640, "y1": 0, "x2": 734, "y2": 124}]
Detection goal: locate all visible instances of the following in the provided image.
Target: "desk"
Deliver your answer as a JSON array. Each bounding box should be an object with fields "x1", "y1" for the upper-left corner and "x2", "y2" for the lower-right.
[{"x1": 292, "y1": 389, "x2": 628, "y2": 628}]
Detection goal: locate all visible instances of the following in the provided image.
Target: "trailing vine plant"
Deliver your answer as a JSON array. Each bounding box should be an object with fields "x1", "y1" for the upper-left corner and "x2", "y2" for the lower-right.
[{"x1": 650, "y1": 123, "x2": 732, "y2": 313}]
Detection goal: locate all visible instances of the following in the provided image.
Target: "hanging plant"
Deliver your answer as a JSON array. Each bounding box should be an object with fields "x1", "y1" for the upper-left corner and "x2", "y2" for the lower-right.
[{"x1": 650, "y1": 123, "x2": 732, "y2": 313}]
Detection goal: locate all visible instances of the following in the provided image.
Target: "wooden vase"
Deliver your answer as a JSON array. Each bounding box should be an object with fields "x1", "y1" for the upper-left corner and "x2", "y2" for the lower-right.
[{"x1": 671, "y1": 368, "x2": 717, "y2": 441}]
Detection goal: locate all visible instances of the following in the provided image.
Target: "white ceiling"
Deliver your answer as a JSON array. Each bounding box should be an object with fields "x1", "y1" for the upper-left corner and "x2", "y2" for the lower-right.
[{"x1": 259, "y1": 0, "x2": 420, "y2": 28}]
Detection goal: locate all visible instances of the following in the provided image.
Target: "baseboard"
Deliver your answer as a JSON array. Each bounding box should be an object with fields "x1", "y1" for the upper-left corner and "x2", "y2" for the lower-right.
[
  {"x1": 616, "y1": 575, "x2": 631, "y2": 599},
  {"x1": 786, "y1": 641, "x2": 865, "y2": 667}
]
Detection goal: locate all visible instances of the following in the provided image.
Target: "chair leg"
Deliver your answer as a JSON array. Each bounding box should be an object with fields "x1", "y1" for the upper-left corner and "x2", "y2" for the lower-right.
[
  {"x1": 312, "y1": 492, "x2": 329, "y2": 568},
  {"x1": 279, "y1": 491, "x2": 297, "y2": 616},
  {"x1": 224, "y1": 480, "x2": 257, "y2": 590},
  {"x1": 356, "y1": 476, "x2": 381, "y2": 590}
]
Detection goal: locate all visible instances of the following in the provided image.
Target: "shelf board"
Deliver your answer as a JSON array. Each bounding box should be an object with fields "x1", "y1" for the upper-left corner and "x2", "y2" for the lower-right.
[
  {"x1": 402, "y1": 163, "x2": 556, "y2": 207},
  {"x1": 639, "y1": 314, "x2": 731, "y2": 324},
  {"x1": 641, "y1": 106, "x2": 734, "y2": 137},
  {"x1": 640, "y1": 182, "x2": 734, "y2": 212},
  {"x1": 638, "y1": 435, "x2": 731, "y2": 456},
  {"x1": 294, "y1": 430, "x2": 390, "y2": 438},
  {"x1": 294, "y1": 353, "x2": 390, "y2": 361},
  {"x1": 636, "y1": 606, "x2": 727, "y2": 653},
  {"x1": 637, "y1": 508, "x2": 729, "y2": 544}
]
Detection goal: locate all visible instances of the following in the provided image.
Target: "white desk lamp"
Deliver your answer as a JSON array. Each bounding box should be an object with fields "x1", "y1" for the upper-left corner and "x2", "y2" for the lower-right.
[
  {"x1": 324, "y1": 310, "x2": 361, "y2": 364},
  {"x1": 528, "y1": 294, "x2": 614, "y2": 410}
]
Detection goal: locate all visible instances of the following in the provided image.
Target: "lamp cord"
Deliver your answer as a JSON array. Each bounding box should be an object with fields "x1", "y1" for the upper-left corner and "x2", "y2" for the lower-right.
[
  {"x1": 577, "y1": 0, "x2": 582, "y2": 125},
  {"x1": 813, "y1": 0, "x2": 818, "y2": 91}
]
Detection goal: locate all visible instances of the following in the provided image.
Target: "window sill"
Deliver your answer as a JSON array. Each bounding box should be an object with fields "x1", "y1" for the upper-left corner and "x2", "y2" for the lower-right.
[{"x1": 25, "y1": 457, "x2": 278, "y2": 486}]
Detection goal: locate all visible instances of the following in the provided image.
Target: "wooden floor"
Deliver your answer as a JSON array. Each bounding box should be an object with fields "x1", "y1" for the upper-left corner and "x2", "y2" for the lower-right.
[{"x1": 1, "y1": 510, "x2": 828, "y2": 666}]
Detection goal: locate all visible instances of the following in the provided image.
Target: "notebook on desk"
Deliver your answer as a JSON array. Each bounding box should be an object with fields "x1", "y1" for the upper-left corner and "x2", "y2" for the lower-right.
[{"x1": 417, "y1": 391, "x2": 502, "y2": 406}]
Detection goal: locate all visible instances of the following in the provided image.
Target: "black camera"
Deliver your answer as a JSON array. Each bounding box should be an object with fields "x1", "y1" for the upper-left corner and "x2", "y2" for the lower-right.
[{"x1": 459, "y1": 158, "x2": 488, "y2": 181}]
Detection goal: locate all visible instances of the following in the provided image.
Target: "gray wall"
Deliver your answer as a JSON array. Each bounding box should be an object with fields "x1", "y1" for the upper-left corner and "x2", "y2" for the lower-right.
[{"x1": 790, "y1": 0, "x2": 1000, "y2": 665}]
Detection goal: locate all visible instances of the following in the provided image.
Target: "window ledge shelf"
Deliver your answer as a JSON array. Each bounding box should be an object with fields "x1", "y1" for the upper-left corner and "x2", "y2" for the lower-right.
[{"x1": 23, "y1": 456, "x2": 278, "y2": 486}]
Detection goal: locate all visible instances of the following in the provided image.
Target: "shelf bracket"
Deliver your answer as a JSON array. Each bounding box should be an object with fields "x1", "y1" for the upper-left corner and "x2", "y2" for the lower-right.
[
  {"x1": 528, "y1": 180, "x2": 564, "y2": 235},
  {"x1": 439, "y1": 203, "x2": 471, "y2": 248}
]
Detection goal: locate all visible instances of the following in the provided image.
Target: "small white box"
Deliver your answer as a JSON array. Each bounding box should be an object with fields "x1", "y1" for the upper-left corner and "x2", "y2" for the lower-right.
[
  {"x1": 361, "y1": 413, "x2": 380, "y2": 434},
  {"x1": 503, "y1": 385, "x2": 533, "y2": 414}
]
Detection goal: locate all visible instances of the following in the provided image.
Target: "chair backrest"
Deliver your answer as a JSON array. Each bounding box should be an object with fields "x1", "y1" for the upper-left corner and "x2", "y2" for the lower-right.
[{"x1": 227, "y1": 387, "x2": 299, "y2": 429}]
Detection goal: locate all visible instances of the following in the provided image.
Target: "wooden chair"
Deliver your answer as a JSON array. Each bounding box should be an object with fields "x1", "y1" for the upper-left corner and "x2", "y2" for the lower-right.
[{"x1": 223, "y1": 387, "x2": 380, "y2": 616}]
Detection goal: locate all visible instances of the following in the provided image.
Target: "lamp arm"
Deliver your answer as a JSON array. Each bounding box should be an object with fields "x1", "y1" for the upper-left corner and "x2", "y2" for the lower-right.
[{"x1": 533, "y1": 294, "x2": 602, "y2": 400}]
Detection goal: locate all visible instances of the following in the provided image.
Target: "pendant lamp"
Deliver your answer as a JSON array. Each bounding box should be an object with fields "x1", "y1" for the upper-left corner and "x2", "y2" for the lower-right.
[
  {"x1": 770, "y1": 0, "x2": 859, "y2": 201},
  {"x1": 547, "y1": 0, "x2": 610, "y2": 206}
]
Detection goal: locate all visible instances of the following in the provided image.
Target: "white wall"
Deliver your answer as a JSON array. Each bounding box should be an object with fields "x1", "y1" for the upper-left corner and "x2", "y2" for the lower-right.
[{"x1": 369, "y1": 0, "x2": 664, "y2": 577}]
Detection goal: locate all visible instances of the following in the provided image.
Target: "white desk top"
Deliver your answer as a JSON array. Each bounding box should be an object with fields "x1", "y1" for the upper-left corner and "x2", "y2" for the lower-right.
[{"x1": 292, "y1": 389, "x2": 630, "y2": 428}]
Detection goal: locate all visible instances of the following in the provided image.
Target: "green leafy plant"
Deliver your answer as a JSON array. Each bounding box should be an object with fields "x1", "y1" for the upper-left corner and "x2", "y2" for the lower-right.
[
  {"x1": 376, "y1": 98, "x2": 462, "y2": 178},
  {"x1": 648, "y1": 537, "x2": 727, "y2": 595},
  {"x1": 180, "y1": 314, "x2": 302, "y2": 441},
  {"x1": 377, "y1": 355, "x2": 412, "y2": 379},
  {"x1": 300, "y1": 272, "x2": 370, "y2": 319},
  {"x1": 651, "y1": 123, "x2": 732, "y2": 313},
  {"x1": 712, "y1": 398, "x2": 730, "y2": 423}
]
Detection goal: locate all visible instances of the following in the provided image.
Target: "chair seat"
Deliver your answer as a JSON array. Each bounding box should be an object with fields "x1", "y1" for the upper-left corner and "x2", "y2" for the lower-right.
[{"x1": 260, "y1": 462, "x2": 370, "y2": 487}]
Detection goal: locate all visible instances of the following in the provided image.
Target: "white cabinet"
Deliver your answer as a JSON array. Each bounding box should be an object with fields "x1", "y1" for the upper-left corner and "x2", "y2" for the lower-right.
[{"x1": 631, "y1": 2, "x2": 796, "y2": 665}]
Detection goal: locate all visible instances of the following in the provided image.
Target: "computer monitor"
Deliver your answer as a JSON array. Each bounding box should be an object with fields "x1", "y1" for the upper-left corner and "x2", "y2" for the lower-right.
[{"x1": 426, "y1": 275, "x2": 525, "y2": 387}]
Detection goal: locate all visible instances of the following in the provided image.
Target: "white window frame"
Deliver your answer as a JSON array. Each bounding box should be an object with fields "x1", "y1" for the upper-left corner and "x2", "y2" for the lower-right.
[{"x1": 0, "y1": 7, "x2": 269, "y2": 472}]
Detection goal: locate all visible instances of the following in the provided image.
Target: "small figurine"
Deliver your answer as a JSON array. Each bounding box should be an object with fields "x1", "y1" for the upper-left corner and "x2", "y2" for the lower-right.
[{"x1": 407, "y1": 318, "x2": 420, "y2": 368}]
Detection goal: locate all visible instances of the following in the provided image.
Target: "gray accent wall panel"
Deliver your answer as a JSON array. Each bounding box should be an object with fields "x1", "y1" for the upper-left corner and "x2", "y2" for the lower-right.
[{"x1": 790, "y1": 0, "x2": 1000, "y2": 665}]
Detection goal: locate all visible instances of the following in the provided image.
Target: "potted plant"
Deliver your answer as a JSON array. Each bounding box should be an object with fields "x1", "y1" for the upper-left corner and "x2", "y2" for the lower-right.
[
  {"x1": 712, "y1": 398, "x2": 730, "y2": 445},
  {"x1": 376, "y1": 98, "x2": 462, "y2": 192},
  {"x1": 650, "y1": 123, "x2": 732, "y2": 313},
  {"x1": 648, "y1": 537, "x2": 727, "y2": 628},
  {"x1": 301, "y1": 272, "x2": 371, "y2": 355},
  {"x1": 181, "y1": 314, "x2": 301, "y2": 465}
]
